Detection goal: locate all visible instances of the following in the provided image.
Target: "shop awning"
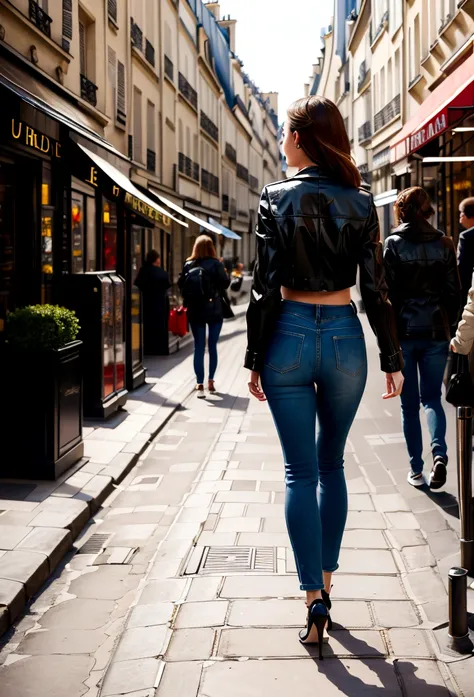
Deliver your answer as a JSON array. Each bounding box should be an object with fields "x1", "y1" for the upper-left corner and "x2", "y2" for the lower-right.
[
  {"x1": 77, "y1": 144, "x2": 188, "y2": 229},
  {"x1": 149, "y1": 188, "x2": 222, "y2": 235},
  {"x1": 390, "y1": 53, "x2": 474, "y2": 163},
  {"x1": 208, "y1": 217, "x2": 241, "y2": 240}
]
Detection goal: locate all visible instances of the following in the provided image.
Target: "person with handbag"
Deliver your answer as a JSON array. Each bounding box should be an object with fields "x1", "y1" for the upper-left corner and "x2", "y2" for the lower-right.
[
  {"x1": 383, "y1": 187, "x2": 461, "y2": 491},
  {"x1": 135, "y1": 250, "x2": 171, "y2": 355},
  {"x1": 178, "y1": 235, "x2": 230, "y2": 397}
]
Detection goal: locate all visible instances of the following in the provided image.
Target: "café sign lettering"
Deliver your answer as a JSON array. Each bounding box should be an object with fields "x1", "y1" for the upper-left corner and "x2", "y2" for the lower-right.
[
  {"x1": 11, "y1": 119, "x2": 61, "y2": 158},
  {"x1": 409, "y1": 111, "x2": 447, "y2": 154},
  {"x1": 124, "y1": 192, "x2": 171, "y2": 227}
]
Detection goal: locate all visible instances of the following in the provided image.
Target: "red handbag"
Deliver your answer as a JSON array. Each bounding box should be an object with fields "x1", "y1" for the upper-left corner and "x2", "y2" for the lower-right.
[{"x1": 169, "y1": 306, "x2": 188, "y2": 337}]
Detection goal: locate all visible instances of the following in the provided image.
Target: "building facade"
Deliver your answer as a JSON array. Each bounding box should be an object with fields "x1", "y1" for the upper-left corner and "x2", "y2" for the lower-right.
[{"x1": 311, "y1": 0, "x2": 474, "y2": 242}]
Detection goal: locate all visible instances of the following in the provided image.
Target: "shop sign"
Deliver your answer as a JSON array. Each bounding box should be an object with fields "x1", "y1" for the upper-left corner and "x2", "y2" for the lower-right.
[
  {"x1": 11, "y1": 119, "x2": 61, "y2": 158},
  {"x1": 408, "y1": 109, "x2": 448, "y2": 154},
  {"x1": 124, "y1": 192, "x2": 171, "y2": 229}
]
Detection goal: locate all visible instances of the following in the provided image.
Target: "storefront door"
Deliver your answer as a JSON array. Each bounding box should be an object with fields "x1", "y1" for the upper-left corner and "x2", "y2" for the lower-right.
[{"x1": 0, "y1": 160, "x2": 15, "y2": 332}]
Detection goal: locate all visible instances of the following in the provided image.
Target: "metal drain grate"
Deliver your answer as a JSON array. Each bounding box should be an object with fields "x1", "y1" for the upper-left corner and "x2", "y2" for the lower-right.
[
  {"x1": 183, "y1": 546, "x2": 277, "y2": 576},
  {"x1": 77, "y1": 533, "x2": 111, "y2": 555}
]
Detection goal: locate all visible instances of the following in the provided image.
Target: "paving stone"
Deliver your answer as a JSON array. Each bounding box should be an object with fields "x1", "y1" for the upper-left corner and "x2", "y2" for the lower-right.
[
  {"x1": 186, "y1": 577, "x2": 222, "y2": 602},
  {"x1": 372, "y1": 601, "x2": 420, "y2": 628},
  {"x1": 198, "y1": 531, "x2": 237, "y2": 546},
  {"x1": 221, "y1": 576, "x2": 304, "y2": 599},
  {"x1": 165, "y1": 627, "x2": 214, "y2": 661},
  {"x1": 448, "y1": 656, "x2": 474, "y2": 697},
  {"x1": 100, "y1": 452, "x2": 137, "y2": 483},
  {"x1": 138, "y1": 579, "x2": 187, "y2": 605},
  {"x1": 372, "y1": 494, "x2": 410, "y2": 512},
  {"x1": 405, "y1": 568, "x2": 447, "y2": 603},
  {"x1": 401, "y1": 545, "x2": 436, "y2": 571},
  {"x1": 101, "y1": 657, "x2": 162, "y2": 696},
  {"x1": 263, "y1": 518, "x2": 287, "y2": 533},
  {"x1": 0, "y1": 550, "x2": 49, "y2": 599},
  {"x1": 260, "y1": 480, "x2": 285, "y2": 491},
  {"x1": 29, "y1": 497, "x2": 89, "y2": 538},
  {"x1": 114, "y1": 625, "x2": 168, "y2": 661},
  {"x1": 199, "y1": 657, "x2": 402, "y2": 697},
  {"x1": 386, "y1": 512, "x2": 420, "y2": 529},
  {"x1": 227, "y1": 599, "x2": 372, "y2": 628},
  {"x1": 69, "y1": 565, "x2": 140, "y2": 600},
  {"x1": 346, "y1": 511, "x2": 386, "y2": 529},
  {"x1": 0, "y1": 654, "x2": 95, "y2": 697},
  {"x1": 175, "y1": 601, "x2": 228, "y2": 628},
  {"x1": 245, "y1": 503, "x2": 284, "y2": 518},
  {"x1": 155, "y1": 662, "x2": 202, "y2": 697},
  {"x1": 231, "y1": 480, "x2": 259, "y2": 491},
  {"x1": 387, "y1": 628, "x2": 433, "y2": 657},
  {"x1": 333, "y1": 574, "x2": 406, "y2": 600},
  {"x1": 347, "y1": 494, "x2": 374, "y2": 511},
  {"x1": 338, "y1": 548, "x2": 397, "y2": 574},
  {"x1": 415, "y1": 509, "x2": 450, "y2": 533},
  {"x1": 128, "y1": 603, "x2": 174, "y2": 628},
  {"x1": 397, "y1": 659, "x2": 451, "y2": 696},
  {"x1": 15, "y1": 527, "x2": 72, "y2": 572},
  {"x1": 19, "y1": 627, "x2": 106, "y2": 655},
  {"x1": 0, "y1": 525, "x2": 32, "y2": 550},
  {"x1": 215, "y1": 491, "x2": 270, "y2": 503},
  {"x1": 424, "y1": 529, "x2": 460, "y2": 562},
  {"x1": 237, "y1": 532, "x2": 291, "y2": 547},
  {"x1": 184, "y1": 494, "x2": 214, "y2": 508},
  {"x1": 342, "y1": 529, "x2": 388, "y2": 548},
  {"x1": 385, "y1": 529, "x2": 426, "y2": 549},
  {"x1": 362, "y1": 464, "x2": 394, "y2": 487},
  {"x1": 346, "y1": 478, "x2": 370, "y2": 494},
  {"x1": 148, "y1": 557, "x2": 182, "y2": 579},
  {"x1": 40, "y1": 598, "x2": 116, "y2": 630},
  {"x1": 0, "y1": 578, "x2": 26, "y2": 623}
]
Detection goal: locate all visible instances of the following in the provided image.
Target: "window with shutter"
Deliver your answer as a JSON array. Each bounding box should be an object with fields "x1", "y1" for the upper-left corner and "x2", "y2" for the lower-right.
[
  {"x1": 79, "y1": 21, "x2": 86, "y2": 75},
  {"x1": 117, "y1": 61, "x2": 126, "y2": 125},
  {"x1": 147, "y1": 101, "x2": 155, "y2": 151},
  {"x1": 108, "y1": 0, "x2": 117, "y2": 23},
  {"x1": 108, "y1": 46, "x2": 117, "y2": 118},
  {"x1": 133, "y1": 87, "x2": 142, "y2": 162},
  {"x1": 62, "y1": 0, "x2": 73, "y2": 49}
]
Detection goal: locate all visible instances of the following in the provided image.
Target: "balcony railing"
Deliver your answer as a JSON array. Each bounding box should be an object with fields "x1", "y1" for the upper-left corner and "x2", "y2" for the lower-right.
[
  {"x1": 80, "y1": 75, "x2": 98, "y2": 107},
  {"x1": 131, "y1": 19, "x2": 143, "y2": 52},
  {"x1": 236, "y1": 163, "x2": 249, "y2": 182},
  {"x1": 29, "y1": 0, "x2": 52, "y2": 37},
  {"x1": 249, "y1": 175, "x2": 259, "y2": 191},
  {"x1": 234, "y1": 94, "x2": 249, "y2": 118},
  {"x1": 222, "y1": 194, "x2": 229, "y2": 212},
  {"x1": 147, "y1": 149, "x2": 156, "y2": 173},
  {"x1": 178, "y1": 153, "x2": 199, "y2": 182},
  {"x1": 357, "y1": 60, "x2": 369, "y2": 91},
  {"x1": 200, "y1": 111, "x2": 219, "y2": 142},
  {"x1": 164, "y1": 55, "x2": 174, "y2": 81},
  {"x1": 201, "y1": 169, "x2": 219, "y2": 195},
  {"x1": 358, "y1": 120, "x2": 372, "y2": 143},
  {"x1": 193, "y1": 162, "x2": 199, "y2": 182},
  {"x1": 145, "y1": 39, "x2": 155, "y2": 67},
  {"x1": 225, "y1": 142, "x2": 237, "y2": 165},
  {"x1": 178, "y1": 73, "x2": 198, "y2": 110},
  {"x1": 374, "y1": 94, "x2": 400, "y2": 133}
]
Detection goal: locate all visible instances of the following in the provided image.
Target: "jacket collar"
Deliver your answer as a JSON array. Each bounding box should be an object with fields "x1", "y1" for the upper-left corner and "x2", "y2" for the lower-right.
[{"x1": 390, "y1": 219, "x2": 443, "y2": 242}]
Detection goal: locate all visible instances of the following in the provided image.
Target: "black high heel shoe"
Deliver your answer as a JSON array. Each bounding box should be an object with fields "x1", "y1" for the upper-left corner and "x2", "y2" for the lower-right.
[
  {"x1": 322, "y1": 588, "x2": 333, "y2": 630},
  {"x1": 299, "y1": 599, "x2": 329, "y2": 660}
]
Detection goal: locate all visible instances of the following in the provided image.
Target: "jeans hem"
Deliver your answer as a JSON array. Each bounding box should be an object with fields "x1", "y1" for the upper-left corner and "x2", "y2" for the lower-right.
[
  {"x1": 323, "y1": 565, "x2": 339, "y2": 573},
  {"x1": 300, "y1": 583, "x2": 325, "y2": 591}
]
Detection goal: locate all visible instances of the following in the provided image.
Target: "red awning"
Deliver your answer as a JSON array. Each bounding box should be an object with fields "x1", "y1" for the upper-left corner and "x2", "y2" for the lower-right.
[{"x1": 390, "y1": 52, "x2": 474, "y2": 163}]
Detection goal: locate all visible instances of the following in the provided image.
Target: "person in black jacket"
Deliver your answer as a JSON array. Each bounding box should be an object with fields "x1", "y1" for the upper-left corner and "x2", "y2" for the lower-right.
[
  {"x1": 179, "y1": 235, "x2": 230, "y2": 397},
  {"x1": 457, "y1": 197, "x2": 474, "y2": 301},
  {"x1": 135, "y1": 250, "x2": 171, "y2": 355},
  {"x1": 384, "y1": 187, "x2": 461, "y2": 491}
]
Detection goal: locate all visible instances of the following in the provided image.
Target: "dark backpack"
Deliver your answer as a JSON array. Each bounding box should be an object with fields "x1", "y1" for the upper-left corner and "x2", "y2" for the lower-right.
[{"x1": 181, "y1": 264, "x2": 214, "y2": 305}]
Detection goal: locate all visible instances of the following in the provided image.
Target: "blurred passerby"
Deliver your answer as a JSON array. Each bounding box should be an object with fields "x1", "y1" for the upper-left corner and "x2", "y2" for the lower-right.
[
  {"x1": 135, "y1": 250, "x2": 171, "y2": 355},
  {"x1": 178, "y1": 235, "x2": 230, "y2": 397},
  {"x1": 229, "y1": 262, "x2": 244, "y2": 305},
  {"x1": 451, "y1": 282, "x2": 474, "y2": 354},
  {"x1": 245, "y1": 95, "x2": 404, "y2": 656},
  {"x1": 457, "y1": 197, "x2": 474, "y2": 301},
  {"x1": 384, "y1": 187, "x2": 461, "y2": 491}
]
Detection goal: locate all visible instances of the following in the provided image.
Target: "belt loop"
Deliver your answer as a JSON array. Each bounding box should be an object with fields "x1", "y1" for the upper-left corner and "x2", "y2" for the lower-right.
[{"x1": 351, "y1": 300, "x2": 358, "y2": 316}]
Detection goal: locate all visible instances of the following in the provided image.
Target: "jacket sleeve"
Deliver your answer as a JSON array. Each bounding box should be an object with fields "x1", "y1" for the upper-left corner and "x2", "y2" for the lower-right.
[
  {"x1": 244, "y1": 188, "x2": 283, "y2": 371},
  {"x1": 442, "y1": 237, "x2": 462, "y2": 333},
  {"x1": 215, "y1": 260, "x2": 231, "y2": 291},
  {"x1": 457, "y1": 232, "x2": 474, "y2": 301},
  {"x1": 452, "y1": 285, "x2": 474, "y2": 354},
  {"x1": 359, "y1": 203, "x2": 403, "y2": 373}
]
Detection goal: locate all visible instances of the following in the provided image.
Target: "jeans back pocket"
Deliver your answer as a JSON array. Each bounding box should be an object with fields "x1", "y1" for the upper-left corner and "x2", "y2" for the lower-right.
[
  {"x1": 333, "y1": 335, "x2": 366, "y2": 376},
  {"x1": 265, "y1": 329, "x2": 305, "y2": 374}
]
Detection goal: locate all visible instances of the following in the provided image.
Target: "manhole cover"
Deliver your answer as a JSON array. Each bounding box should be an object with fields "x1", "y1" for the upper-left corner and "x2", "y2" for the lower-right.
[
  {"x1": 77, "y1": 533, "x2": 111, "y2": 555},
  {"x1": 183, "y1": 546, "x2": 277, "y2": 575}
]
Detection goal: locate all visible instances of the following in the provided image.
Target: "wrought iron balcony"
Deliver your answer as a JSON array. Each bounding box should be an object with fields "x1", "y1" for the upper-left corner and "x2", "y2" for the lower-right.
[
  {"x1": 131, "y1": 19, "x2": 143, "y2": 52},
  {"x1": 222, "y1": 194, "x2": 229, "y2": 212},
  {"x1": 225, "y1": 142, "x2": 237, "y2": 165},
  {"x1": 200, "y1": 111, "x2": 219, "y2": 142},
  {"x1": 80, "y1": 75, "x2": 98, "y2": 107},
  {"x1": 249, "y1": 175, "x2": 259, "y2": 191},
  {"x1": 193, "y1": 162, "x2": 199, "y2": 182},
  {"x1": 374, "y1": 94, "x2": 400, "y2": 133},
  {"x1": 236, "y1": 163, "x2": 249, "y2": 182},
  {"x1": 358, "y1": 120, "x2": 372, "y2": 143},
  {"x1": 178, "y1": 73, "x2": 198, "y2": 110},
  {"x1": 178, "y1": 153, "x2": 199, "y2": 182},
  {"x1": 145, "y1": 39, "x2": 155, "y2": 67},
  {"x1": 146, "y1": 149, "x2": 156, "y2": 173},
  {"x1": 164, "y1": 55, "x2": 174, "y2": 81},
  {"x1": 201, "y1": 169, "x2": 219, "y2": 195},
  {"x1": 29, "y1": 0, "x2": 52, "y2": 37}
]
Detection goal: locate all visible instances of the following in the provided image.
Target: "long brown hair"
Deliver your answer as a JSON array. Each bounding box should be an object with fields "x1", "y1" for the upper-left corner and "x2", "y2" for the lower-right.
[
  {"x1": 394, "y1": 187, "x2": 435, "y2": 225},
  {"x1": 188, "y1": 234, "x2": 217, "y2": 261},
  {"x1": 287, "y1": 96, "x2": 361, "y2": 188}
]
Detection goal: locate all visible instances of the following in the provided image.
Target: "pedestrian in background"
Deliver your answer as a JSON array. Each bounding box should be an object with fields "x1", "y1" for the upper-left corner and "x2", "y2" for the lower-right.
[
  {"x1": 384, "y1": 187, "x2": 461, "y2": 491},
  {"x1": 135, "y1": 250, "x2": 171, "y2": 355},
  {"x1": 179, "y1": 235, "x2": 230, "y2": 398},
  {"x1": 457, "y1": 197, "x2": 474, "y2": 302},
  {"x1": 246, "y1": 95, "x2": 404, "y2": 657}
]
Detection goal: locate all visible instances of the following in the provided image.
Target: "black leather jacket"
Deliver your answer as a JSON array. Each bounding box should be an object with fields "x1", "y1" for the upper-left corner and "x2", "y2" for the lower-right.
[
  {"x1": 245, "y1": 166, "x2": 403, "y2": 373},
  {"x1": 383, "y1": 221, "x2": 461, "y2": 340}
]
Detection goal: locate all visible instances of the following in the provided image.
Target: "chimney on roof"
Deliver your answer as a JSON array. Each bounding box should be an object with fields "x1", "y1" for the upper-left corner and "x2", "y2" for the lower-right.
[
  {"x1": 205, "y1": 2, "x2": 220, "y2": 20},
  {"x1": 218, "y1": 15, "x2": 237, "y2": 52},
  {"x1": 261, "y1": 92, "x2": 278, "y2": 117}
]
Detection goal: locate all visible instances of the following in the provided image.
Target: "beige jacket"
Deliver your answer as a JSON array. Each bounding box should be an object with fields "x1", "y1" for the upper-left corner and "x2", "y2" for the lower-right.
[{"x1": 451, "y1": 285, "x2": 474, "y2": 354}]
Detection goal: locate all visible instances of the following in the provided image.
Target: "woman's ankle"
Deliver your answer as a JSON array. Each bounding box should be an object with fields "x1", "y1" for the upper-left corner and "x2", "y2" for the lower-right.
[
  {"x1": 306, "y1": 590, "x2": 323, "y2": 606},
  {"x1": 323, "y1": 571, "x2": 333, "y2": 595}
]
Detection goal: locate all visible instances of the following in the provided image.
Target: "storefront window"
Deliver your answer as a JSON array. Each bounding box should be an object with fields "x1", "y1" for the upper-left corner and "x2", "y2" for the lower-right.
[
  {"x1": 71, "y1": 191, "x2": 84, "y2": 274},
  {"x1": 86, "y1": 196, "x2": 96, "y2": 272},
  {"x1": 131, "y1": 226, "x2": 143, "y2": 371},
  {"x1": 41, "y1": 162, "x2": 54, "y2": 303},
  {"x1": 103, "y1": 198, "x2": 118, "y2": 270},
  {"x1": 0, "y1": 161, "x2": 15, "y2": 333}
]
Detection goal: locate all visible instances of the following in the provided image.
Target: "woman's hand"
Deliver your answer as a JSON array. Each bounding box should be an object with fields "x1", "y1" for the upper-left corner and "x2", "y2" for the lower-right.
[
  {"x1": 450, "y1": 341, "x2": 457, "y2": 353},
  {"x1": 248, "y1": 370, "x2": 266, "y2": 401},
  {"x1": 383, "y1": 371, "x2": 404, "y2": 399}
]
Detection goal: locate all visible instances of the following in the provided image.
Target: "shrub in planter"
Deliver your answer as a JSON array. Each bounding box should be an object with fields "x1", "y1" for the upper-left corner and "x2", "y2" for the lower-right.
[{"x1": 1, "y1": 305, "x2": 84, "y2": 480}]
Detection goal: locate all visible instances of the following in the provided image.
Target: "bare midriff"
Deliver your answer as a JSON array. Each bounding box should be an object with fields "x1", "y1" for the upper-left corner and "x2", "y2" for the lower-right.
[{"x1": 281, "y1": 286, "x2": 352, "y2": 305}]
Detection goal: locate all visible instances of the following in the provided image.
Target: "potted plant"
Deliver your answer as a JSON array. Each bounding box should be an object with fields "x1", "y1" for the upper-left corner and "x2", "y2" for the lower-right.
[{"x1": 0, "y1": 305, "x2": 84, "y2": 480}]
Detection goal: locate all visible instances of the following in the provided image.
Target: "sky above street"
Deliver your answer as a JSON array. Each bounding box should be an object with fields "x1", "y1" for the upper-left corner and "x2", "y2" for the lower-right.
[{"x1": 216, "y1": 0, "x2": 333, "y2": 121}]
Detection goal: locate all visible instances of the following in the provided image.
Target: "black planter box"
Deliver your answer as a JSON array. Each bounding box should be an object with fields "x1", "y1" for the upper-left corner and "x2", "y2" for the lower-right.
[{"x1": 0, "y1": 341, "x2": 84, "y2": 480}]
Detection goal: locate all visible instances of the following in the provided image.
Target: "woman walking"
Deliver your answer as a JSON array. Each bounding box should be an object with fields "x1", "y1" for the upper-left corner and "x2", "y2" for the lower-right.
[
  {"x1": 179, "y1": 235, "x2": 230, "y2": 397},
  {"x1": 383, "y1": 187, "x2": 461, "y2": 490},
  {"x1": 245, "y1": 95, "x2": 404, "y2": 658}
]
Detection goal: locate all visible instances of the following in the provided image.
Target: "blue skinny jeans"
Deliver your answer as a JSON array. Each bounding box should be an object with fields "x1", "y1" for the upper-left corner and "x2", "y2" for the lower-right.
[
  {"x1": 400, "y1": 339, "x2": 449, "y2": 473},
  {"x1": 261, "y1": 301, "x2": 367, "y2": 591},
  {"x1": 190, "y1": 320, "x2": 223, "y2": 385}
]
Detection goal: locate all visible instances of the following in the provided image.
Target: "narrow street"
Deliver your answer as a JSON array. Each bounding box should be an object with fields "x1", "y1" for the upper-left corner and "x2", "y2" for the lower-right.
[{"x1": 0, "y1": 307, "x2": 472, "y2": 697}]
